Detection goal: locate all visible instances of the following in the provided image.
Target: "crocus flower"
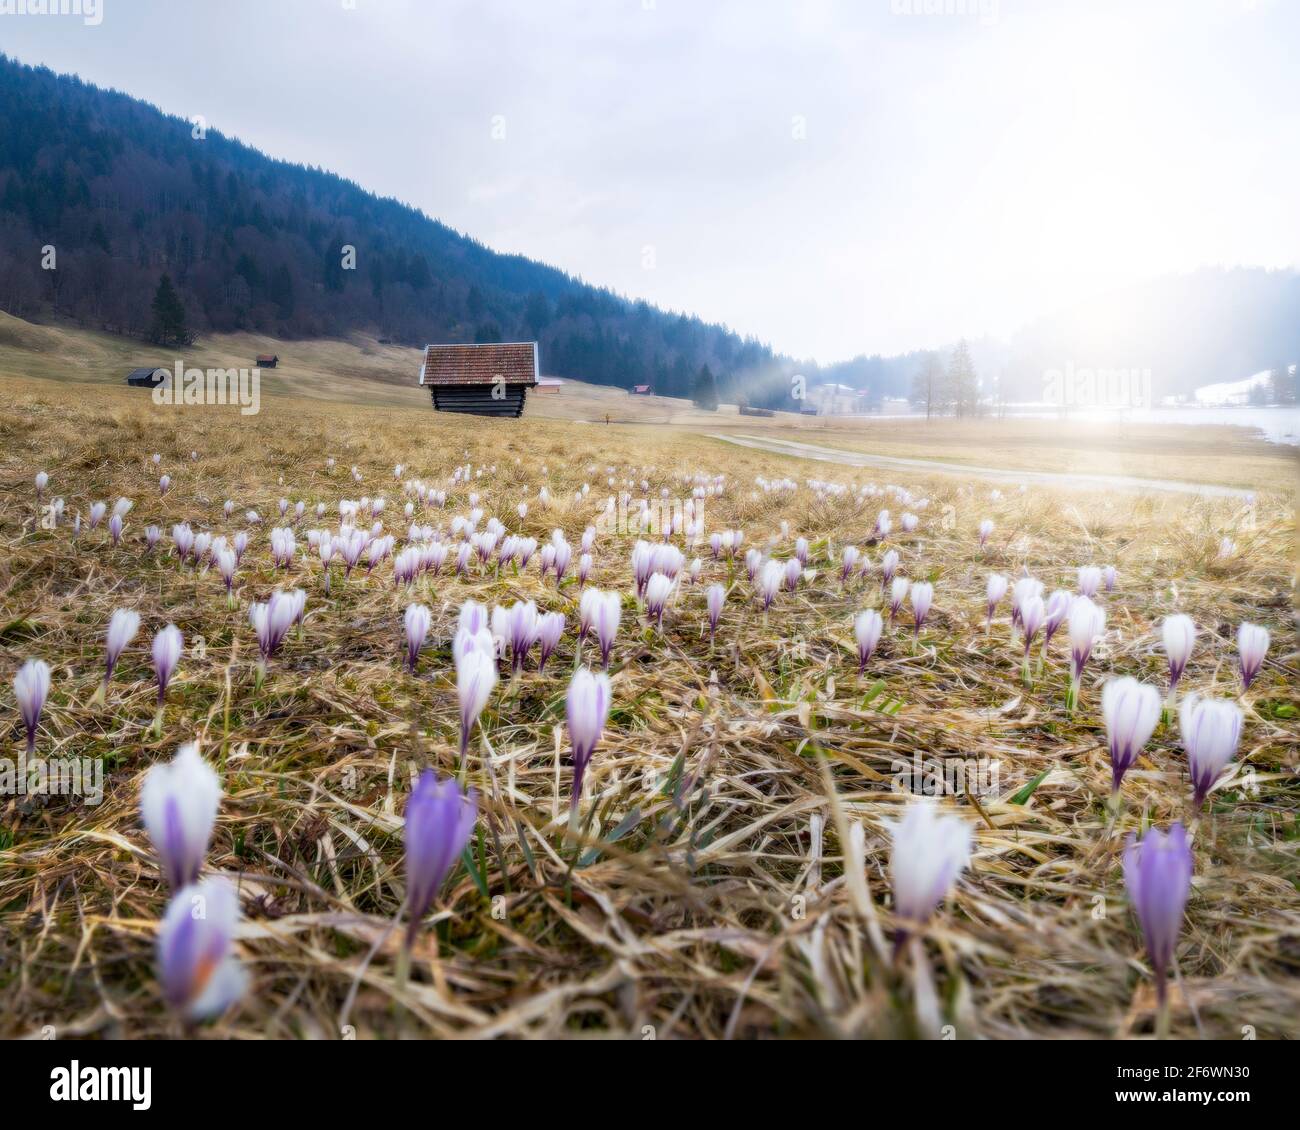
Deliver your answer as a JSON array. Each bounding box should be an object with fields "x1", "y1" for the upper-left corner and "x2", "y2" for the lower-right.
[
  {"x1": 566, "y1": 668, "x2": 612, "y2": 814},
  {"x1": 146, "y1": 525, "x2": 161, "y2": 551},
  {"x1": 783, "y1": 557, "x2": 803, "y2": 592},
  {"x1": 35, "y1": 470, "x2": 48, "y2": 499},
  {"x1": 1103, "y1": 565, "x2": 1117, "y2": 592},
  {"x1": 706, "y1": 583, "x2": 725, "y2": 642},
  {"x1": 888, "y1": 575, "x2": 908, "y2": 623},
  {"x1": 14, "y1": 658, "x2": 51, "y2": 755},
  {"x1": 1161, "y1": 614, "x2": 1195, "y2": 693},
  {"x1": 1043, "y1": 589, "x2": 1072, "y2": 647},
  {"x1": 592, "y1": 590, "x2": 621, "y2": 668},
  {"x1": 501, "y1": 600, "x2": 539, "y2": 671},
  {"x1": 1019, "y1": 594, "x2": 1045, "y2": 683},
  {"x1": 1067, "y1": 596, "x2": 1105, "y2": 707},
  {"x1": 103, "y1": 608, "x2": 141, "y2": 691},
  {"x1": 854, "y1": 609, "x2": 883, "y2": 672},
  {"x1": 1237, "y1": 622, "x2": 1270, "y2": 691},
  {"x1": 880, "y1": 549, "x2": 899, "y2": 587},
  {"x1": 795, "y1": 537, "x2": 809, "y2": 567},
  {"x1": 978, "y1": 518, "x2": 993, "y2": 548},
  {"x1": 249, "y1": 591, "x2": 299, "y2": 678},
  {"x1": 157, "y1": 877, "x2": 247, "y2": 1021},
  {"x1": 140, "y1": 742, "x2": 221, "y2": 890},
  {"x1": 645, "y1": 572, "x2": 674, "y2": 627},
  {"x1": 985, "y1": 573, "x2": 1008, "y2": 629},
  {"x1": 1122, "y1": 823, "x2": 1193, "y2": 1017},
  {"x1": 455, "y1": 647, "x2": 497, "y2": 758},
  {"x1": 889, "y1": 800, "x2": 973, "y2": 929},
  {"x1": 404, "y1": 603, "x2": 432, "y2": 672},
  {"x1": 1179, "y1": 695, "x2": 1243, "y2": 807},
  {"x1": 537, "y1": 611, "x2": 564, "y2": 671},
  {"x1": 89, "y1": 501, "x2": 106, "y2": 529},
  {"x1": 909, "y1": 581, "x2": 933, "y2": 637},
  {"x1": 403, "y1": 769, "x2": 477, "y2": 945},
  {"x1": 1102, "y1": 677, "x2": 1162, "y2": 792},
  {"x1": 744, "y1": 548, "x2": 762, "y2": 582},
  {"x1": 109, "y1": 513, "x2": 124, "y2": 546},
  {"x1": 757, "y1": 560, "x2": 783, "y2": 611},
  {"x1": 159, "y1": 474, "x2": 171, "y2": 496},
  {"x1": 840, "y1": 545, "x2": 860, "y2": 583},
  {"x1": 152, "y1": 625, "x2": 183, "y2": 706},
  {"x1": 217, "y1": 548, "x2": 237, "y2": 603},
  {"x1": 1077, "y1": 565, "x2": 1101, "y2": 597}
]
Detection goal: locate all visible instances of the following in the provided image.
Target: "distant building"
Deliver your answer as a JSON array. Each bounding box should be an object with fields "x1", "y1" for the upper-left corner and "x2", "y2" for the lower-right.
[
  {"x1": 630, "y1": 384, "x2": 654, "y2": 396},
  {"x1": 810, "y1": 382, "x2": 868, "y2": 415},
  {"x1": 256, "y1": 354, "x2": 279, "y2": 368},
  {"x1": 418, "y1": 341, "x2": 539, "y2": 417},
  {"x1": 535, "y1": 376, "x2": 564, "y2": 394},
  {"x1": 125, "y1": 366, "x2": 168, "y2": 388}
]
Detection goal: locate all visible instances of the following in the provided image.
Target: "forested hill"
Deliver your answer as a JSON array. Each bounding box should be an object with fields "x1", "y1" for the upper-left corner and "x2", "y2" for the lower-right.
[{"x1": 0, "y1": 53, "x2": 797, "y2": 403}]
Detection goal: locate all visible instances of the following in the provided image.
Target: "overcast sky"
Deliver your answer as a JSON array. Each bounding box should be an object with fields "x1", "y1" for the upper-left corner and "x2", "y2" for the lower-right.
[{"x1": 5, "y1": 0, "x2": 1297, "y2": 361}]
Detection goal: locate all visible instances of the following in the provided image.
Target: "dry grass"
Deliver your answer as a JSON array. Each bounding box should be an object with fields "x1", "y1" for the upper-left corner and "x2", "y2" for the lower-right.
[{"x1": 0, "y1": 373, "x2": 1296, "y2": 1040}]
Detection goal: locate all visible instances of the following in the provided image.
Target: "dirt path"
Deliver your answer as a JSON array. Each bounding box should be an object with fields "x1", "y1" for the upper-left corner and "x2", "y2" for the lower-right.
[{"x1": 709, "y1": 432, "x2": 1256, "y2": 499}]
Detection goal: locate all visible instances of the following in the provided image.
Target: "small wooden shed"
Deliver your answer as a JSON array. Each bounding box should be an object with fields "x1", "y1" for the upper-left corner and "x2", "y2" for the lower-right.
[
  {"x1": 418, "y1": 341, "x2": 539, "y2": 417},
  {"x1": 256, "y1": 354, "x2": 279, "y2": 368},
  {"x1": 125, "y1": 366, "x2": 168, "y2": 388},
  {"x1": 630, "y1": 384, "x2": 654, "y2": 396}
]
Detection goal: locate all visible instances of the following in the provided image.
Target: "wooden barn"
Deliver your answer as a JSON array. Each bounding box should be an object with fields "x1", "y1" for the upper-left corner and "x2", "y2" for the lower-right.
[
  {"x1": 125, "y1": 366, "x2": 168, "y2": 388},
  {"x1": 418, "y1": 341, "x2": 539, "y2": 417},
  {"x1": 630, "y1": 384, "x2": 654, "y2": 396},
  {"x1": 256, "y1": 354, "x2": 279, "y2": 368}
]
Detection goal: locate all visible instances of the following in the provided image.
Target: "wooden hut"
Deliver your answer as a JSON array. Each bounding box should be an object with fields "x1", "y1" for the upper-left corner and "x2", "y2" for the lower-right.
[
  {"x1": 418, "y1": 342, "x2": 539, "y2": 417},
  {"x1": 630, "y1": 384, "x2": 654, "y2": 396},
  {"x1": 125, "y1": 366, "x2": 168, "y2": 388},
  {"x1": 256, "y1": 354, "x2": 279, "y2": 368}
]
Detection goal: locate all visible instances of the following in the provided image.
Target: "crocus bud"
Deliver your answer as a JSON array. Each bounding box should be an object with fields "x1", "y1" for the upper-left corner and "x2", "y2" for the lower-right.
[
  {"x1": 1122, "y1": 823, "x2": 1193, "y2": 1011},
  {"x1": 1101, "y1": 677, "x2": 1161, "y2": 792},
  {"x1": 978, "y1": 518, "x2": 993, "y2": 548},
  {"x1": 1043, "y1": 589, "x2": 1071, "y2": 646},
  {"x1": 1236, "y1": 622, "x2": 1270, "y2": 691},
  {"x1": 404, "y1": 603, "x2": 432, "y2": 672},
  {"x1": 909, "y1": 581, "x2": 933, "y2": 636},
  {"x1": 886, "y1": 575, "x2": 908, "y2": 623},
  {"x1": 14, "y1": 658, "x2": 51, "y2": 755},
  {"x1": 537, "y1": 611, "x2": 564, "y2": 671},
  {"x1": 1179, "y1": 695, "x2": 1243, "y2": 807},
  {"x1": 141, "y1": 742, "x2": 221, "y2": 890},
  {"x1": 1067, "y1": 596, "x2": 1105, "y2": 686},
  {"x1": 403, "y1": 770, "x2": 477, "y2": 944},
  {"x1": 757, "y1": 560, "x2": 783, "y2": 611},
  {"x1": 593, "y1": 591, "x2": 621, "y2": 668},
  {"x1": 157, "y1": 878, "x2": 246, "y2": 1020},
  {"x1": 854, "y1": 609, "x2": 883, "y2": 672},
  {"x1": 1161, "y1": 614, "x2": 1195, "y2": 691},
  {"x1": 456, "y1": 647, "x2": 497, "y2": 757},
  {"x1": 985, "y1": 573, "x2": 1008, "y2": 628},
  {"x1": 840, "y1": 545, "x2": 860, "y2": 583},
  {"x1": 880, "y1": 549, "x2": 899, "y2": 586},
  {"x1": 152, "y1": 624, "x2": 183, "y2": 705},
  {"x1": 566, "y1": 668, "x2": 612, "y2": 813},
  {"x1": 35, "y1": 470, "x2": 48, "y2": 498},
  {"x1": 706, "y1": 582, "x2": 725, "y2": 641},
  {"x1": 104, "y1": 608, "x2": 141, "y2": 686},
  {"x1": 889, "y1": 801, "x2": 973, "y2": 927},
  {"x1": 1077, "y1": 565, "x2": 1101, "y2": 597}
]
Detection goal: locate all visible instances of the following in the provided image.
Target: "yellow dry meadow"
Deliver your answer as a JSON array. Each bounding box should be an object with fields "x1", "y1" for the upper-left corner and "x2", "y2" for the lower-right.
[{"x1": 0, "y1": 330, "x2": 1296, "y2": 1039}]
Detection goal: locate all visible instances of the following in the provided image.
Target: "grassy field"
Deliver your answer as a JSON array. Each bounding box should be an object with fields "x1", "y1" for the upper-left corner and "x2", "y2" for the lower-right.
[{"x1": 0, "y1": 345, "x2": 1297, "y2": 1039}]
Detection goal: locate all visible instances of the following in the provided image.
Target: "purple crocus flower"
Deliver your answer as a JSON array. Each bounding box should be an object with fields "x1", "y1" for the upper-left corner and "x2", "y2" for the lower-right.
[
  {"x1": 103, "y1": 608, "x2": 141, "y2": 692},
  {"x1": 1161, "y1": 614, "x2": 1195, "y2": 692},
  {"x1": 157, "y1": 877, "x2": 246, "y2": 1020},
  {"x1": 537, "y1": 611, "x2": 564, "y2": 672},
  {"x1": 985, "y1": 573, "x2": 1008, "y2": 630},
  {"x1": 140, "y1": 742, "x2": 221, "y2": 890},
  {"x1": 1237, "y1": 623, "x2": 1270, "y2": 691},
  {"x1": 14, "y1": 659, "x2": 51, "y2": 756},
  {"x1": 854, "y1": 609, "x2": 882, "y2": 673},
  {"x1": 706, "y1": 582, "x2": 725, "y2": 642},
  {"x1": 1122, "y1": 822, "x2": 1193, "y2": 1012},
  {"x1": 566, "y1": 668, "x2": 612, "y2": 814},
  {"x1": 455, "y1": 642, "x2": 497, "y2": 757},
  {"x1": 403, "y1": 603, "x2": 432, "y2": 672},
  {"x1": 152, "y1": 624, "x2": 183, "y2": 705},
  {"x1": 1042, "y1": 589, "x2": 1072, "y2": 648},
  {"x1": 1101, "y1": 677, "x2": 1161, "y2": 792},
  {"x1": 1179, "y1": 695, "x2": 1243, "y2": 807},
  {"x1": 403, "y1": 769, "x2": 477, "y2": 945},
  {"x1": 909, "y1": 581, "x2": 933, "y2": 637}
]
